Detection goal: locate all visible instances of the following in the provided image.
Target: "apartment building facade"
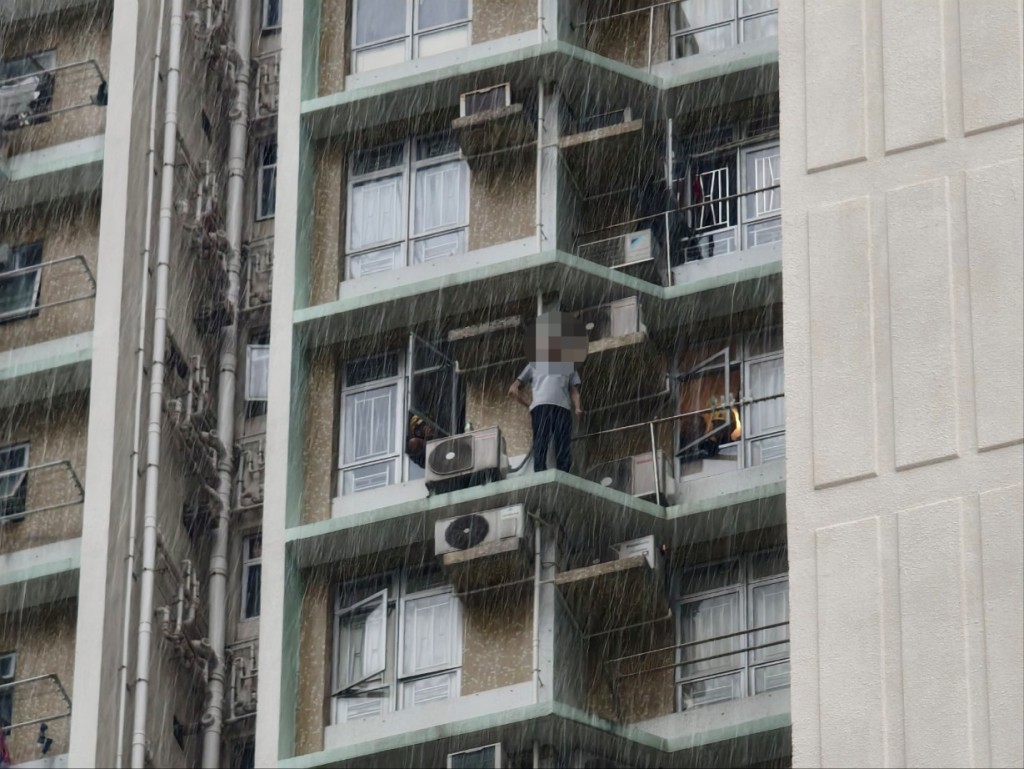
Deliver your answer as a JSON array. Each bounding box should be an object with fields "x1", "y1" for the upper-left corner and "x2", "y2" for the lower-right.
[{"x1": 0, "y1": 1, "x2": 1019, "y2": 769}]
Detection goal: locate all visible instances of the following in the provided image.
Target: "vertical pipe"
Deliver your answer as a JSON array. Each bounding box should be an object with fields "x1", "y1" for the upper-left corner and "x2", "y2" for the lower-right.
[
  {"x1": 202, "y1": 0, "x2": 252, "y2": 763},
  {"x1": 650, "y1": 421, "x2": 660, "y2": 502},
  {"x1": 535, "y1": 80, "x2": 545, "y2": 251},
  {"x1": 131, "y1": 1, "x2": 185, "y2": 766},
  {"x1": 532, "y1": 518, "x2": 542, "y2": 702},
  {"x1": 647, "y1": 7, "x2": 654, "y2": 72},
  {"x1": 116, "y1": 1, "x2": 166, "y2": 765}
]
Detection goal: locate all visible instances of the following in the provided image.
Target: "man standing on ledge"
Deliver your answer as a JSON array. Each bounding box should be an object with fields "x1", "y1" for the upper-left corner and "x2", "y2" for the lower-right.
[{"x1": 508, "y1": 311, "x2": 586, "y2": 473}]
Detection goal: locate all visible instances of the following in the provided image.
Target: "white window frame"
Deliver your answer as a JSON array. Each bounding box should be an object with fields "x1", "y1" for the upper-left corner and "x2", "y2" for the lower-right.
[
  {"x1": 0, "y1": 49, "x2": 57, "y2": 125},
  {"x1": 240, "y1": 532, "x2": 262, "y2": 620},
  {"x1": 245, "y1": 333, "x2": 270, "y2": 402},
  {"x1": 669, "y1": 0, "x2": 778, "y2": 60},
  {"x1": 0, "y1": 242, "x2": 44, "y2": 322},
  {"x1": 678, "y1": 121, "x2": 780, "y2": 261},
  {"x1": 256, "y1": 139, "x2": 277, "y2": 221},
  {"x1": 345, "y1": 134, "x2": 469, "y2": 280},
  {"x1": 351, "y1": 0, "x2": 472, "y2": 74},
  {"x1": 332, "y1": 569, "x2": 462, "y2": 723},
  {"x1": 674, "y1": 549, "x2": 789, "y2": 710},
  {"x1": 0, "y1": 443, "x2": 30, "y2": 522},
  {"x1": 261, "y1": 0, "x2": 282, "y2": 32},
  {"x1": 742, "y1": 332, "x2": 785, "y2": 468},
  {"x1": 337, "y1": 351, "x2": 406, "y2": 496}
]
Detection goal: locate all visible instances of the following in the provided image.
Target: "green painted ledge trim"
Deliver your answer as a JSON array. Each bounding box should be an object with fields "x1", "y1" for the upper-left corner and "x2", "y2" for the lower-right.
[
  {"x1": 292, "y1": 249, "x2": 779, "y2": 330},
  {"x1": 286, "y1": 470, "x2": 668, "y2": 542},
  {"x1": 2, "y1": 135, "x2": 104, "y2": 181},
  {"x1": 667, "y1": 478, "x2": 787, "y2": 519},
  {"x1": 0, "y1": 543, "x2": 81, "y2": 588},
  {"x1": 277, "y1": 698, "x2": 789, "y2": 767},
  {"x1": 0, "y1": 332, "x2": 93, "y2": 381},
  {"x1": 299, "y1": 39, "x2": 777, "y2": 118}
]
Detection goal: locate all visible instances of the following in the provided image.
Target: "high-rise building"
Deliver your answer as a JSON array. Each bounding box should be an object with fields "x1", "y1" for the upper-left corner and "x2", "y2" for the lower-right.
[{"x1": 0, "y1": 2, "x2": 1019, "y2": 768}]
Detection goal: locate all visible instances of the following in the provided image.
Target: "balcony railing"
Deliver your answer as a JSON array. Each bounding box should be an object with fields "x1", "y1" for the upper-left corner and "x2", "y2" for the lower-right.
[
  {"x1": 0, "y1": 460, "x2": 84, "y2": 523},
  {"x1": 0, "y1": 255, "x2": 96, "y2": 322},
  {"x1": 572, "y1": 183, "x2": 781, "y2": 287},
  {"x1": 0, "y1": 59, "x2": 107, "y2": 131},
  {"x1": 0, "y1": 673, "x2": 72, "y2": 758},
  {"x1": 604, "y1": 619, "x2": 790, "y2": 719}
]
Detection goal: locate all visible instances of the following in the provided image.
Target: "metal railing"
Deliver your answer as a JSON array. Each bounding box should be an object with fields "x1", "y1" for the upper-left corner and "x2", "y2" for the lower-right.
[
  {"x1": 0, "y1": 59, "x2": 107, "y2": 129},
  {"x1": 0, "y1": 255, "x2": 97, "y2": 317},
  {"x1": 571, "y1": 0, "x2": 682, "y2": 72},
  {"x1": 0, "y1": 673, "x2": 72, "y2": 732},
  {"x1": 0, "y1": 460, "x2": 84, "y2": 522},
  {"x1": 572, "y1": 183, "x2": 782, "y2": 287},
  {"x1": 571, "y1": 390, "x2": 785, "y2": 503}
]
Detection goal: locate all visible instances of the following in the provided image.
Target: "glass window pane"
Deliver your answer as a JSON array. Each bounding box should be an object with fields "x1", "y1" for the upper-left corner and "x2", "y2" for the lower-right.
[
  {"x1": 754, "y1": 660, "x2": 790, "y2": 693},
  {"x1": 403, "y1": 592, "x2": 457, "y2": 674},
  {"x1": 354, "y1": 0, "x2": 407, "y2": 46},
  {"x1": 402, "y1": 671, "x2": 455, "y2": 707},
  {"x1": 672, "y1": 0, "x2": 735, "y2": 32},
  {"x1": 681, "y1": 671, "x2": 741, "y2": 707},
  {"x1": 680, "y1": 592, "x2": 743, "y2": 678},
  {"x1": 743, "y1": 144, "x2": 781, "y2": 219},
  {"x1": 416, "y1": 25, "x2": 470, "y2": 58},
  {"x1": 746, "y1": 356, "x2": 785, "y2": 436},
  {"x1": 417, "y1": 0, "x2": 469, "y2": 30},
  {"x1": 741, "y1": 0, "x2": 777, "y2": 14},
  {"x1": 415, "y1": 133, "x2": 459, "y2": 160},
  {"x1": 244, "y1": 563, "x2": 261, "y2": 618},
  {"x1": 742, "y1": 12, "x2": 778, "y2": 41},
  {"x1": 343, "y1": 385, "x2": 397, "y2": 464},
  {"x1": 353, "y1": 143, "x2": 405, "y2": 175},
  {"x1": 744, "y1": 216, "x2": 782, "y2": 248},
  {"x1": 354, "y1": 41, "x2": 407, "y2": 73},
  {"x1": 350, "y1": 175, "x2": 403, "y2": 250},
  {"x1": 344, "y1": 352, "x2": 399, "y2": 387},
  {"x1": 0, "y1": 272, "x2": 40, "y2": 316},
  {"x1": 335, "y1": 688, "x2": 389, "y2": 722},
  {"x1": 750, "y1": 433, "x2": 786, "y2": 465},
  {"x1": 673, "y1": 23, "x2": 734, "y2": 58},
  {"x1": 348, "y1": 246, "x2": 402, "y2": 279},
  {"x1": 259, "y1": 165, "x2": 277, "y2": 218},
  {"x1": 414, "y1": 162, "x2": 466, "y2": 234},
  {"x1": 246, "y1": 345, "x2": 270, "y2": 401},
  {"x1": 264, "y1": 0, "x2": 282, "y2": 27},
  {"x1": 750, "y1": 580, "x2": 789, "y2": 662},
  {"x1": 343, "y1": 460, "x2": 396, "y2": 494},
  {"x1": 680, "y1": 559, "x2": 741, "y2": 595}
]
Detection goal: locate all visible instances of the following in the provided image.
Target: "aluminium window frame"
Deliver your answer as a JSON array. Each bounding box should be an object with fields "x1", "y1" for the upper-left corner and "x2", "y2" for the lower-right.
[
  {"x1": 0, "y1": 49, "x2": 57, "y2": 126},
  {"x1": 0, "y1": 651, "x2": 14, "y2": 729},
  {"x1": 332, "y1": 568, "x2": 462, "y2": 723},
  {"x1": 350, "y1": 0, "x2": 473, "y2": 74},
  {"x1": 245, "y1": 329, "x2": 271, "y2": 403},
  {"x1": 240, "y1": 532, "x2": 262, "y2": 621},
  {"x1": 255, "y1": 139, "x2": 278, "y2": 221},
  {"x1": 669, "y1": 0, "x2": 778, "y2": 60},
  {"x1": 261, "y1": 0, "x2": 282, "y2": 32},
  {"x1": 0, "y1": 442, "x2": 30, "y2": 523},
  {"x1": 345, "y1": 134, "x2": 469, "y2": 280},
  {"x1": 0, "y1": 242, "x2": 44, "y2": 323},
  {"x1": 674, "y1": 548, "x2": 789, "y2": 710}
]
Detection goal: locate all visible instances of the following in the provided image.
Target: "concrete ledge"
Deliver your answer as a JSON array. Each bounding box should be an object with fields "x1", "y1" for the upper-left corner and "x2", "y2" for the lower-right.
[
  {"x1": 0, "y1": 537, "x2": 81, "y2": 613},
  {"x1": 0, "y1": 135, "x2": 104, "y2": 211},
  {"x1": 0, "y1": 332, "x2": 93, "y2": 407},
  {"x1": 637, "y1": 689, "x2": 791, "y2": 751}
]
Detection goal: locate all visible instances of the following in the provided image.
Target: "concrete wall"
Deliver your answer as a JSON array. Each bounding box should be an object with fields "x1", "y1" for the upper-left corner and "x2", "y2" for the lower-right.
[
  {"x1": 0, "y1": 2, "x2": 111, "y2": 156},
  {"x1": 316, "y1": 0, "x2": 536, "y2": 96},
  {"x1": 0, "y1": 392, "x2": 88, "y2": 555},
  {"x1": 779, "y1": 1, "x2": 1024, "y2": 767},
  {"x1": 0, "y1": 196, "x2": 99, "y2": 352},
  {"x1": 0, "y1": 599, "x2": 77, "y2": 763}
]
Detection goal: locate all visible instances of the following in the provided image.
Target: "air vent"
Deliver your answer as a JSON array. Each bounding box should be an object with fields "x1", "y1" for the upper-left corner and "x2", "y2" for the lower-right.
[{"x1": 460, "y1": 83, "x2": 511, "y2": 117}]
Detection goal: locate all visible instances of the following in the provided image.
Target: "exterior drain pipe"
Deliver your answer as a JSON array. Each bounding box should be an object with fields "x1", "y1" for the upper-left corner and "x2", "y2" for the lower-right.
[
  {"x1": 130, "y1": 1, "x2": 185, "y2": 766},
  {"x1": 116, "y1": 0, "x2": 167, "y2": 765},
  {"x1": 201, "y1": 0, "x2": 252, "y2": 764}
]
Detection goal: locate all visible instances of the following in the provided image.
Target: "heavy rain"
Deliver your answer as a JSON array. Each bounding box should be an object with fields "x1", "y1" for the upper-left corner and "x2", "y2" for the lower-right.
[{"x1": 1, "y1": 1, "x2": 1022, "y2": 769}]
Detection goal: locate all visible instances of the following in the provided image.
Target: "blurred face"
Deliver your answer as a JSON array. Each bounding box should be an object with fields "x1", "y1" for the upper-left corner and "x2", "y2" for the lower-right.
[{"x1": 525, "y1": 311, "x2": 588, "y2": 363}]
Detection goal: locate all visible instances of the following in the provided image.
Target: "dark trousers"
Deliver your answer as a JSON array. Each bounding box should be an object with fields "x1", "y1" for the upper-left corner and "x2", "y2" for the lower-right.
[{"x1": 531, "y1": 404, "x2": 573, "y2": 472}]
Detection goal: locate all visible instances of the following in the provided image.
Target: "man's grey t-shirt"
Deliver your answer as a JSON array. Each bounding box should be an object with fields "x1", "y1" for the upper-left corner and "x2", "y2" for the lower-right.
[{"x1": 517, "y1": 362, "x2": 581, "y2": 412}]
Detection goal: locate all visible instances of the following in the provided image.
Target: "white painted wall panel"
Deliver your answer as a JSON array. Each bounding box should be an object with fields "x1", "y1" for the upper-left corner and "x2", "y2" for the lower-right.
[
  {"x1": 979, "y1": 484, "x2": 1024, "y2": 769},
  {"x1": 804, "y1": 0, "x2": 868, "y2": 170},
  {"x1": 964, "y1": 160, "x2": 1024, "y2": 451},
  {"x1": 897, "y1": 499, "x2": 971, "y2": 767},
  {"x1": 958, "y1": 0, "x2": 1024, "y2": 134},
  {"x1": 886, "y1": 178, "x2": 958, "y2": 469},
  {"x1": 808, "y1": 197, "x2": 877, "y2": 487},
  {"x1": 881, "y1": 0, "x2": 946, "y2": 152},
  {"x1": 816, "y1": 517, "x2": 887, "y2": 768}
]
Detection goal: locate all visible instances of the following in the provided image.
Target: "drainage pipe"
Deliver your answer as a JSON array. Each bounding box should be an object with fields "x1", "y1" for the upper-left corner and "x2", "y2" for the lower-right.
[
  {"x1": 201, "y1": 0, "x2": 252, "y2": 763},
  {"x1": 532, "y1": 516, "x2": 542, "y2": 702},
  {"x1": 130, "y1": 1, "x2": 185, "y2": 765},
  {"x1": 115, "y1": 1, "x2": 166, "y2": 765}
]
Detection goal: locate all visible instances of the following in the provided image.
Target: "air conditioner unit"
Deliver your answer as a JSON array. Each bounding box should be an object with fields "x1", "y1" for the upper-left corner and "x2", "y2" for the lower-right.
[
  {"x1": 577, "y1": 106, "x2": 632, "y2": 133},
  {"x1": 582, "y1": 229, "x2": 663, "y2": 272},
  {"x1": 434, "y1": 504, "x2": 526, "y2": 556},
  {"x1": 578, "y1": 296, "x2": 644, "y2": 343},
  {"x1": 584, "y1": 450, "x2": 675, "y2": 503},
  {"x1": 612, "y1": 535, "x2": 659, "y2": 570},
  {"x1": 447, "y1": 743, "x2": 504, "y2": 769},
  {"x1": 425, "y1": 426, "x2": 508, "y2": 493},
  {"x1": 459, "y1": 83, "x2": 511, "y2": 118}
]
